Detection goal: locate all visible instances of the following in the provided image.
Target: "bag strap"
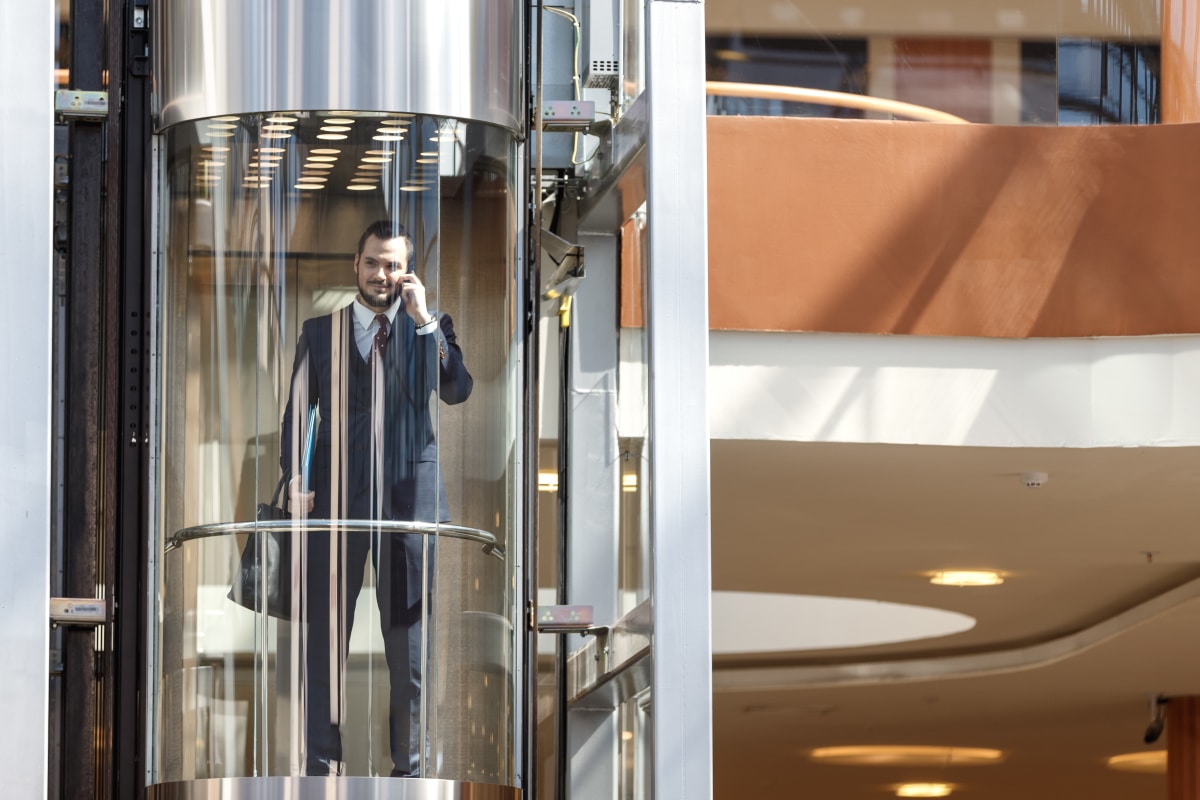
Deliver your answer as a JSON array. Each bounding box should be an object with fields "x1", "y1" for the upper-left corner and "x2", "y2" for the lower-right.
[{"x1": 269, "y1": 469, "x2": 291, "y2": 509}]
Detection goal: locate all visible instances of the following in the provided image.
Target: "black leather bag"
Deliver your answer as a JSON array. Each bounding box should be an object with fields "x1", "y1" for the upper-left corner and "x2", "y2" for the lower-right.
[{"x1": 228, "y1": 473, "x2": 295, "y2": 619}]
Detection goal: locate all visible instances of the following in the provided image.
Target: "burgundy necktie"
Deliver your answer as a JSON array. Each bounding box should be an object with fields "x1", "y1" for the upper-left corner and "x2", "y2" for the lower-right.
[{"x1": 372, "y1": 313, "x2": 389, "y2": 359}]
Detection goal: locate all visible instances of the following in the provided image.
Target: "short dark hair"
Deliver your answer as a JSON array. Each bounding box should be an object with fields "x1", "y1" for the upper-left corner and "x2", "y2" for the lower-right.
[{"x1": 356, "y1": 219, "x2": 413, "y2": 260}]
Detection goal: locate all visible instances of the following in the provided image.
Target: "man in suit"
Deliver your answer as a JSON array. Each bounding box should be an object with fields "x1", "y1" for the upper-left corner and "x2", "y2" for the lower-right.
[{"x1": 280, "y1": 219, "x2": 473, "y2": 777}]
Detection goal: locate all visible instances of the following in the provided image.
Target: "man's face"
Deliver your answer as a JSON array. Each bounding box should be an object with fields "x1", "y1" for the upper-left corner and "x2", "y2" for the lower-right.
[{"x1": 353, "y1": 234, "x2": 412, "y2": 312}]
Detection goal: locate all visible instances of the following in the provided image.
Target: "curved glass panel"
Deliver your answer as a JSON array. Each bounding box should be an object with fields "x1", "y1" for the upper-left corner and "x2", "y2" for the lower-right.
[
  {"x1": 150, "y1": 112, "x2": 518, "y2": 786},
  {"x1": 706, "y1": 0, "x2": 1165, "y2": 124}
]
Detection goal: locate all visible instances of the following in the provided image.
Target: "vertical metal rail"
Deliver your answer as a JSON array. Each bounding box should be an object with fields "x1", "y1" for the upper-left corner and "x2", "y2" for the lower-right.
[
  {"x1": 112, "y1": 1, "x2": 153, "y2": 797},
  {"x1": 517, "y1": 0, "x2": 536, "y2": 788},
  {"x1": 62, "y1": 0, "x2": 115, "y2": 795},
  {"x1": 645, "y1": 1, "x2": 713, "y2": 798}
]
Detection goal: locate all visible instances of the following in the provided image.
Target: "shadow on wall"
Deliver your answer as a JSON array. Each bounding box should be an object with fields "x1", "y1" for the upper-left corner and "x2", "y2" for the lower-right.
[{"x1": 706, "y1": 117, "x2": 1200, "y2": 338}]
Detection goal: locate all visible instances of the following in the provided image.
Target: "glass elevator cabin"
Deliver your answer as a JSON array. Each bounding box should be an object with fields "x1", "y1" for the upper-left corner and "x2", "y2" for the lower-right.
[{"x1": 148, "y1": 2, "x2": 524, "y2": 797}]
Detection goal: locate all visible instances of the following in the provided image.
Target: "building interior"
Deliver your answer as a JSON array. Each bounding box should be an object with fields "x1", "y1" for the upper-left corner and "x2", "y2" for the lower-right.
[{"x1": 14, "y1": 0, "x2": 1200, "y2": 798}]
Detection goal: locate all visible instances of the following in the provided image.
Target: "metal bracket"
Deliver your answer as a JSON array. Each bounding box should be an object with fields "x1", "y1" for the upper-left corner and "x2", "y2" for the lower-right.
[
  {"x1": 541, "y1": 100, "x2": 597, "y2": 133},
  {"x1": 536, "y1": 604, "x2": 601, "y2": 634},
  {"x1": 54, "y1": 90, "x2": 109, "y2": 121},
  {"x1": 50, "y1": 597, "x2": 107, "y2": 627}
]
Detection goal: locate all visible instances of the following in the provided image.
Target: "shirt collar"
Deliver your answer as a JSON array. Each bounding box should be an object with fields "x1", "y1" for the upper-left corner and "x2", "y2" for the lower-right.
[{"x1": 352, "y1": 296, "x2": 402, "y2": 330}]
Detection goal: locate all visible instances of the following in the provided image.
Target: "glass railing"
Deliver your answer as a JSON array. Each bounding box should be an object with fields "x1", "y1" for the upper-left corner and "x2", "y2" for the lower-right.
[{"x1": 149, "y1": 111, "x2": 519, "y2": 788}]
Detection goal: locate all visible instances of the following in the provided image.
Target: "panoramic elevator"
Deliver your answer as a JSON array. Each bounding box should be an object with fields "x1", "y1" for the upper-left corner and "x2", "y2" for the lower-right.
[{"x1": 148, "y1": 2, "x2": 526, "y2": 796}]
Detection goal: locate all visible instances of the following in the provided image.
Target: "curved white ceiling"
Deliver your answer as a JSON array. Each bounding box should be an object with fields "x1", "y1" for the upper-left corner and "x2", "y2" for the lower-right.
[{"x1": 712, "y1": 591, "x2": 976, "y2": 654}]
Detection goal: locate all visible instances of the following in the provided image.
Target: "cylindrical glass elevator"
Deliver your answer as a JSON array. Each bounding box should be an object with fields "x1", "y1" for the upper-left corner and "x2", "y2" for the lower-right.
[{"x1": 148, "y1": 3, "x2": 524, "y2": 797}]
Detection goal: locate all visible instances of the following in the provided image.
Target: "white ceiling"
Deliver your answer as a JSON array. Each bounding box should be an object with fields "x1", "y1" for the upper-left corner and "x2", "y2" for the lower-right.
[{"x1": 710, "y1": 439, "x2": 1200, "y2": 798}]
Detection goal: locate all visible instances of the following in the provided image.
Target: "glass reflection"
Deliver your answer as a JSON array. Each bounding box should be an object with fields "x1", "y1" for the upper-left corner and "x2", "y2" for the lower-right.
[
  {"x1": 705, "y1": 0, "x2": 1165, "y2": 124},
  {"x1": 152, "y1": 112, "x2": 517, "y2": 786}
]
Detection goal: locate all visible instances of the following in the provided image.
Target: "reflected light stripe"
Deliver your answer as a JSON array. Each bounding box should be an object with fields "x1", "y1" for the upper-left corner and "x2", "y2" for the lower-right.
[{"x1": 705, "y1": 81, "x2": 969, "y2": 124}]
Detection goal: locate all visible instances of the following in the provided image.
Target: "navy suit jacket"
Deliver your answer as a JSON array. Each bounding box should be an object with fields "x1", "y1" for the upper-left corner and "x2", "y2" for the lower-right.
[{"x1": 280, "y1": 303, "x2": 472, "y2": 608}]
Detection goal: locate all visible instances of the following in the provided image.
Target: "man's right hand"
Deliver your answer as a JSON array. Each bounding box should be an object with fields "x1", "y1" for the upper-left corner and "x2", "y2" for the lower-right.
[{"x1": 289, "y1": 476, "x2": 315, "y2": 514}]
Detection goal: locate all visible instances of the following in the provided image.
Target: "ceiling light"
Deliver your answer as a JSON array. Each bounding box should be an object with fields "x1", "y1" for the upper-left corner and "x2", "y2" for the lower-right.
[
  {"x1": 714, "y1": 49, "x2": 751, "y2": 63},
  {"x1": 809, "y1": 746, "x2": 1004, "y2": 766},
  {"x1": 349, "y1": 178, "x2": 376, "y2": 183},
  {"x1": 311, "y1": 148, "x2": 341, "y2": 155},
  {"x1": 302, "y1": 163, "x2": 334, "y2": 170},
  {"x1": 264, "y1": 115, "x2": 298, "y2": 123},
  {"x1": 322, "y1": 118, "x2": 355, "y2": 125},
  {"x1": 320, "y1": 125, "x2": 352, "y2": 133},
  {"x1": 256, "y1": 147, "x2": 286, "y2": 153},
  {"x1": 1107, "y1": 751, "x2": 1166, "y2": 774},
  {"x1": 373, "y1": 134, "x2": 405, "y2": 141},
  {"x1": 205, "y1": 131, "x2": 235, "y2": 138},
  {"x1": 895, "y1": 784, "x2": 955, "y2": 798},
  {"x1": 357, "y1": 164, "x2": 385, "y2": 171},
  {"x1": 211, "y1": 115, "x2": 239, "y2": 122},
  {"x1": 261, "y1": 132, "x2": 292, "y2": 139},
  {"x1": 416, "y1": 157, "x2": 438, "y2": 164},
  {"x1": 294, "y1": 183, "x2": 324, "y2": 190},
  {"x1": 317, "y1": 133, "x2": 348, "y2": 140},
  {"x1": 622, "y1": 474, "x2": 638, "y2": 492},
  {"x1": 930, "y1": 571, "x2": 1004, "y2": 587},
  {"x1": 347, "y1": 184, "x2": 376, "y2": 191},
  {"x1": 420, "y1": 151, "x2": 438, "y2": 157},
  {"x1": 306, "y1": 156, "x2": 338, "y2": 162},
  {"x1": 538, "y1": 472, "x2": 559, "y2": 492},
  {"x1": 400, "y1": 185, "x2": 431, "y2": 192},
  {"x1": 361, "y1": 156, "x2": 392, "y2": 163},
  {"x1": 364, "y1": 149, "x2": 394, "y2": 156},
  {"x1": 262, "y1": 124, "x2": 294, "y2": 132},
  {"x1": 202, "y1": 146, "x2": 231, "y2": 153},
  {"x1": 299, "y1": 173, "x2": 328, "y2": 181}
]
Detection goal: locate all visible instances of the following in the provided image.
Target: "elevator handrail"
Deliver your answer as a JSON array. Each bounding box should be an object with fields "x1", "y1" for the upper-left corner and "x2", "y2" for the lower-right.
[
  {"x1": 706, "y1": 80, "x2": 970, "y2": 124},
  {"x1": 167, "y1": 518, "x2": 505, "y2": 559}
]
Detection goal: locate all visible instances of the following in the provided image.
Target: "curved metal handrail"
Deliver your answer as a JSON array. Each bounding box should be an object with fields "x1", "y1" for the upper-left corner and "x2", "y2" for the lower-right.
[
  {"x1": 167, "y1": 519, "x2": 504, "y2": 559},
  {"x1": 706, "y1": 81, "x2": 970, "y2": 124}
]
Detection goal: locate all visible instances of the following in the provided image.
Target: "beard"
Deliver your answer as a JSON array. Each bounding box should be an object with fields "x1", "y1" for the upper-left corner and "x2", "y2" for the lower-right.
[{"x1": 358, "y1": 278, "x2": 399, "y2": 311}]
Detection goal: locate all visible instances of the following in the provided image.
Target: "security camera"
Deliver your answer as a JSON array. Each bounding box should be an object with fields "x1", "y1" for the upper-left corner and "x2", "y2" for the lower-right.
[{"x1": 1144, "y1": 695, "x2": 1167, "y2": 744}]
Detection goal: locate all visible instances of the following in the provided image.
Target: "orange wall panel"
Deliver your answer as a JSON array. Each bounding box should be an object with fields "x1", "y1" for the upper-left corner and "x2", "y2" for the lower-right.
[{"x1": 707, "y1": 116, "x2": 1200, "y2": 338}]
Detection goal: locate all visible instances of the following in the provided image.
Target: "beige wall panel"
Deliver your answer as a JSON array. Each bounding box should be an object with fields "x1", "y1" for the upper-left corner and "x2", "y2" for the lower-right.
[{"x1": 707, "y1": 116, "x2": 1200, "y2": 338}]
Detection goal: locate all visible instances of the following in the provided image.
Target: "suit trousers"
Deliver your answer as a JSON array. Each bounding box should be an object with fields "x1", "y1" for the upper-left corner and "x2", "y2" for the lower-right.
[{"x1": 303, "y1": 529, "x2": 428, "y2": 777}]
